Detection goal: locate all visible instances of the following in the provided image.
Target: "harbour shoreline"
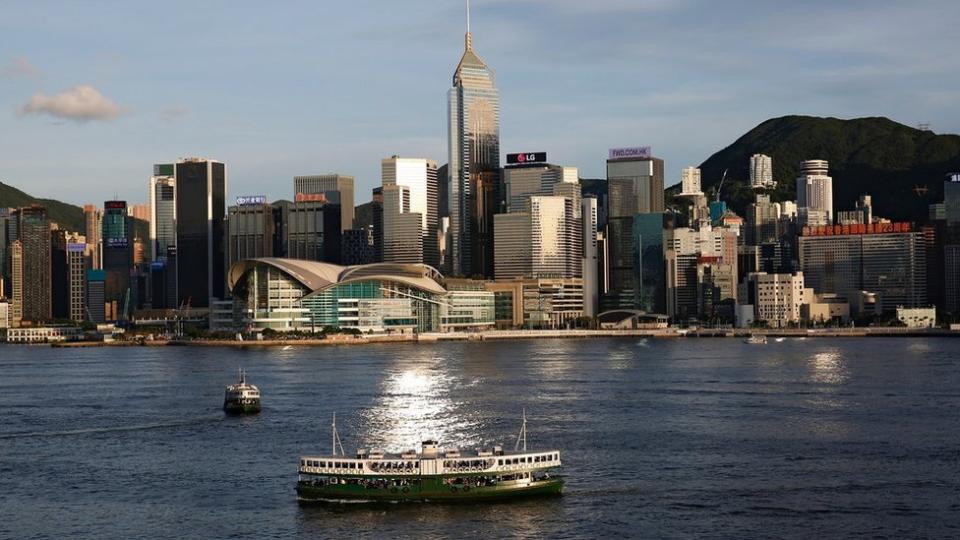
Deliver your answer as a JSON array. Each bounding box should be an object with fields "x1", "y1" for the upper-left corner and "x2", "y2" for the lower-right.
[{"x1": 42, "y1": 327, "x2": 960, "y2": 347}]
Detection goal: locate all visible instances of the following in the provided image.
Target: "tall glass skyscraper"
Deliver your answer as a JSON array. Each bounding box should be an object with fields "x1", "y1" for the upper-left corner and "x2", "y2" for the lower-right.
[
  {"x1": 448, "y1": 4, "x2": 500, "y2": 278},
  {"x1": 175, "y1": 157, "x2": 226, "y2": 309}
]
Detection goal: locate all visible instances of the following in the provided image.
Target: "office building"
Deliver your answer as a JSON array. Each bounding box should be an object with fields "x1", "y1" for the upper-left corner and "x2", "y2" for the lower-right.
[
  {"x1": 276, "y1": 198, "x2": 342, "y2": 263},
  {"x1": 582, "y1": 197, "x2": 599, "y2": 317},
  {"x1": 746, "y1": 194, "x2": 779, "y2": 246},
  {"x1": 447, "y1": 3, "x2": 500, "y2": 277},
  {"x1": 84, "y1": 205, "x2": 102, "y2": 269},
  {"x1": 175, "y1": 157, "x2": 226, "y2": 309},
  {"x1": 679, "y1": 167, "x2": 702, "y2": 196},
  {"x1": 494, "y1": 196, "x2": 581, "y2": 280},
  {"x1": 381, "y1": 157, "x2": 439, "y2": 266},
  {"x1": 371, "y1": 187, "x2": 384, "y2": 263},
  {"x1": 605, "y1": 149, "x2": 665, "y2": 310},
  {"x1": 51, "y1": 230, "x2": 69, "y2": 320},
  {"x1": 502, "y1": 162, "x2": 578, "y2": 213},
  {"x1": 0, "y1": 299, "x2": 9, "y2": 329},
  {"x1": 9, "y1": 241, "x2": 23, "y2": 326},
  {"x1": 66, "y1": 243, "x2": 87, "y2": 323},
  {"x1": 86, "y1": 269, "x2": 106, "y2": 323},
  {"x1": 227, "y1": 198, "x2": 276, "y2": 268},
  {"x1": 750, "y1": 154, "x2": 774, "y2": 189},
  {"x1": 294, "y1": 174, "x2": 354, "y2": 232},
  {"x1": 14, "y1": 206, "x2": 52, "y2": 323},
  {"x1": 102, "y1": 200, "x2": 131, "y2": 320},
  {"x1": 381, "y1": 183, "x2": 423, "y2": 264},
  {"x1": 799, "y1": 223, "x2": 926, "y2": 312},
  {"x1": 149, "y1": 166, "x2": 176, "y2": 262},
  {"x1": 796, "y1": 159, "x2": 833, "y2": 223}
]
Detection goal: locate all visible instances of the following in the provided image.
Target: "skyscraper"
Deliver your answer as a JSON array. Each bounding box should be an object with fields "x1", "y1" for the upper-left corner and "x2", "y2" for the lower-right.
[
  {"x1": 149, "y1": 166, "x2": 176, "y2": 262},
  {"x1": 9, "y1": 240, "x2": 23, "y2": 326},
  {"x1": 102, "y1": 200, "x2": 131, "y2": 320},
  {"x1": 605, "y1": 149, "x2": 665, "y2": 309},
  {"x1": 84, "y1": 204, "x2": 102, "y2": 269},
  {"x1": 293, "y1": 174, "x2": 355, "y2": 232},
  {"x1": 13, "y1": 206, "x2": 52, "y2": 323},
  {"x1": 66, "y1": 243, "x2": 88, "y2": 323},
  {"x1": 448, "y1": 2, "x2": 500, "y2": 277},
  {"x1": 796, "y1": 159, "x2": 833, "y2": 223},
  {"x1": 582, "y1": 197, "x2": 600, "y2": 317},
  {"x1": 175, "y1": 157, "x2": 226, "y2": 309},
  {"x1": 381, "y1": 156, "x2": 439, "y2": 267}
]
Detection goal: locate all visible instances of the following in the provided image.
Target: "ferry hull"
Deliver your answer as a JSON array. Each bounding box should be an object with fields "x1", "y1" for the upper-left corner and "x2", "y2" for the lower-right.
[
  {"x1": 296, "y1": 478, "x2": 563, "y2": 503},
  {"x1": 223, "y1": 399, "x2": 261, "y2": 415}
]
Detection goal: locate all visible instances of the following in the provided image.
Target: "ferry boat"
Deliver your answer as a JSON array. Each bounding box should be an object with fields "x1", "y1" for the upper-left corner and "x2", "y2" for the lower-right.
[
  {"x1": 296, "y1": 412, "x2": 563, "y2": 503},
  {"x1": 223, "y1": 369, "x2": 261, "y2": 415}
]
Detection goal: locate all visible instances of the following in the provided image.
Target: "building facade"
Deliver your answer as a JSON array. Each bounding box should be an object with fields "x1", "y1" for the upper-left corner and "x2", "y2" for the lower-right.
[
  {"x1": 798, "y1": 223, "x2": 926, "y2": 313},
  {"x1": 228, "y1": 259, "x2": 492, "y2": 333},
  {"x1": 494, "y1": 196, "x2": 581, "y2": 280},
  {"x1": 796, "y1": 159, "x2": 833, "y2": 223},
  {"x1": 175, "y1": 158, "x2": 226, "y2": 308},
  {"x1": 149, "y1": 166, "x2": 176, "y2": 262},
  {"x1": 605, "y1": 152, "x2": 665, "y2": 310},
  {"x1": 227, "y1": 199, "x2": 276, "y2": 268},
  {"x1": 381, "y1": 157, "x2": 439, "y2": 267},
  {"x1": 750, "y1": 154, "x2": 774, "y2": 189},
  {"x1": 14, "y1": 206, "x2": 52, "y2": 323},
  {"x1": 447, "y1": 16, "x2": 500, "y2": 278},
  {"x1": 102, "y1": 200, "x2": 131, "y2": 320},
  {"x1": 293, "y1": 174, "x2": 355, "y2": 232}
]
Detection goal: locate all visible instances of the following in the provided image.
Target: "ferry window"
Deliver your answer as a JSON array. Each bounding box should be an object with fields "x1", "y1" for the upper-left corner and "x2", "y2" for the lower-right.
[{"x1": 498, "y1": 459, "x2": 503, "y2": 466}]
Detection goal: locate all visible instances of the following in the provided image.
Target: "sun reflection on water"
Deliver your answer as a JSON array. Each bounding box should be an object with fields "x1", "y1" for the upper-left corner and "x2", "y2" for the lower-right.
[
  {"x1": 809, "y1": 348, "x2": 848, "y2": 385},
  {"x1": 357, "y1": 358, "x2": 482, "y2": 454}
]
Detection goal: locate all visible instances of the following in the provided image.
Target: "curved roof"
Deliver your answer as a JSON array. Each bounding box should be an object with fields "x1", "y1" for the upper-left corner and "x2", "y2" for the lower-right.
[
  {"x1": 228, "y1": 259, "x2": 447, "y2": 296},
  {"x1": 228, "y1": 258, "x2": 344, "y2": 291}
]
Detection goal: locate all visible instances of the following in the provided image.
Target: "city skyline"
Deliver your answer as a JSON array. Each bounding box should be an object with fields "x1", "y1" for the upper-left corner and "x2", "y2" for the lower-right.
[{"x1": 3, "y1": 1, "x2": 959, "y2": 206}]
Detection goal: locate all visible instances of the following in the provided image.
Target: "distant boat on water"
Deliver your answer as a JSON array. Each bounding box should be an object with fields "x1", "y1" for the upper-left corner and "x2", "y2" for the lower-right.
[{"x1": 223, "y1": 369, "x2": 261, "y2": 415}]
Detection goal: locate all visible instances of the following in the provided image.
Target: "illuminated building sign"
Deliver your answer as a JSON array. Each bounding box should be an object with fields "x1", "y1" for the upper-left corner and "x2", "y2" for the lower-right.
[
  {"x1": 608, "y1": 147, "x2": 651, "y2": 160},
  {"x1": 104, "y1": 201, "x2": 127, "y2": 210},
  {"x1": 295, "y1": 193, "x2": 328, "y2": 203},
  {"x1": 236, "y1": 195, "x2": 267, "y2": 206},
  {"x1": 506, "y1": 152, "x2": 547, "y2": 165},
  {"x1": 801, "y1": 222, "x2": 913, "y2": 236}
]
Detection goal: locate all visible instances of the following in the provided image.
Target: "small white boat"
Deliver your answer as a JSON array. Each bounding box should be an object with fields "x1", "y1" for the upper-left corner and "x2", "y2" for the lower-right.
[
  {"x1": 774, "y1": 337, "x2": 786, "y2": 343},
  {"x1": 744, "y1": 335, "x2": 767, "y2": 344}
]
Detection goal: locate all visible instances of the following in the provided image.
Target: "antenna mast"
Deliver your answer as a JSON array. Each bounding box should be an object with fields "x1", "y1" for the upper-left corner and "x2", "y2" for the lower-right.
[
  {"x1": 514, "y1": 409, "x2": 527, "y2": 452},
  {"x1": 331, "y1": 413, "x2": 345, "y2": 456}
]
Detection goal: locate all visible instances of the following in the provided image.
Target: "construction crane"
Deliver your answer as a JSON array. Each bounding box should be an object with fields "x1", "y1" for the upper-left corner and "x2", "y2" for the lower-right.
[{"x1": 714, "y1": 169, "x2": 728, "y2": 202}]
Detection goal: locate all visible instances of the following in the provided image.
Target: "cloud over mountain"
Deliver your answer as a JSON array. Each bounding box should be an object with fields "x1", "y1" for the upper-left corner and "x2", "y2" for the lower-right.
[{"x1": 18, "y1": 84, "x2": 125, "y2": 122}]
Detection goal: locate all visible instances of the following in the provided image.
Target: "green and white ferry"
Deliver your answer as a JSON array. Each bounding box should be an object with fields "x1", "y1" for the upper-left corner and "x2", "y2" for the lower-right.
[
  {"x1": 296, "y1": 413, "x2": 563, "y2": 503},
  {"x1": 223, "y1": 369, "x2": 261, "y2": 415}
]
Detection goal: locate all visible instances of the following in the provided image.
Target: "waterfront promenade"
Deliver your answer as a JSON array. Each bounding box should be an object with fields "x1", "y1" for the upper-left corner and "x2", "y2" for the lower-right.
[{"x1": 39, "y1": 326, "x2": 960, "y2": 348}]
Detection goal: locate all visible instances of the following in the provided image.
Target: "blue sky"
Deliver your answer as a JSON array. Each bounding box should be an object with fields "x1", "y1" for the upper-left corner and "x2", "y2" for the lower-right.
[{"x1": 1, "y1": 0, "x2": 958, "y2": 208}]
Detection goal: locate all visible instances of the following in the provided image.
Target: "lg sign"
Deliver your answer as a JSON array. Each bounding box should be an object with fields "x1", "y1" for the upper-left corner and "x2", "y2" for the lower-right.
[{"x1": 506, "y1": 152, "x2": 547, "y2": 165}]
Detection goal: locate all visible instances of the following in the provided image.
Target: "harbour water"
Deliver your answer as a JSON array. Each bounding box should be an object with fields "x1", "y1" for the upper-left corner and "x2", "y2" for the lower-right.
[{"x1": 2, "y1": 338, "x2": 959, "y2": 539}]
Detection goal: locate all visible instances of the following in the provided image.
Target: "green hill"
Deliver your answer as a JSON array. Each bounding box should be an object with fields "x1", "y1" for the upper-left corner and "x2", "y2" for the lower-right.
[
  {"x1": 0, "y1": 180, "x2": 86, "y2": 232},
  {"x1": 694, "y1": 116, "x2": 960, "y2": 222},
  {"x1": 0, "y1": 181, "x2": 149, "y2": 238}
]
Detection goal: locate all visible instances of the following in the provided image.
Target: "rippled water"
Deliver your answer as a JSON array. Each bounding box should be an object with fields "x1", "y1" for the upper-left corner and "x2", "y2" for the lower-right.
[{"x1": 2, "y1": 338, "x2": 959, "y2": 539}]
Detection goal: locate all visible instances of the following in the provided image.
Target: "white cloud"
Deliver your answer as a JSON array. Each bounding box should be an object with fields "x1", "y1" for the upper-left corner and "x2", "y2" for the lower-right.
[
  {"x1": 1, "y1": 57, "x2": 40, "y2": 79},
  {"x1": 18, "y1": 85, "x2": 125, "y2": 122}
]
